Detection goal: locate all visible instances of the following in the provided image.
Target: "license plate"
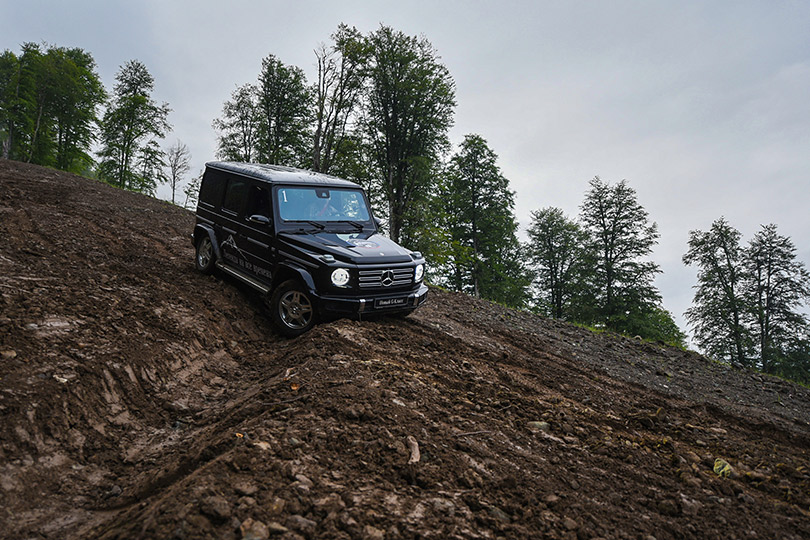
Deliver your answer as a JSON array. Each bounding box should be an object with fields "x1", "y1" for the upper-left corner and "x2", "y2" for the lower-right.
[{"x1": 374, "y1": 297, "x2": 409, "y2": 309}]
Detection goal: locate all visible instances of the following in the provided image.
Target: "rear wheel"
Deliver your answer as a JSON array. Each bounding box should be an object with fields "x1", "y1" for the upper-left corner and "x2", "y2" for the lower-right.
[
  {"x1": 271, "y1": 280, "x2": 316, "y2": 337},
  {"x1": 195, "y1": 236, "x2": 216, "y2": 274}
]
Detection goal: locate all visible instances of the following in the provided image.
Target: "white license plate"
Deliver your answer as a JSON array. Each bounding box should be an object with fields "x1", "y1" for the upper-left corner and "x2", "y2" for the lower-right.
[{"x1": 374, "y1": 297, "x2": 408, "y2": 308}]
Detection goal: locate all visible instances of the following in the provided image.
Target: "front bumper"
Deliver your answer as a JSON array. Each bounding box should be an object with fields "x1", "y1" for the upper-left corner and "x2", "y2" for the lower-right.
[{"x1": 314, "y1": 283, "x2": 429, "y2": 317}]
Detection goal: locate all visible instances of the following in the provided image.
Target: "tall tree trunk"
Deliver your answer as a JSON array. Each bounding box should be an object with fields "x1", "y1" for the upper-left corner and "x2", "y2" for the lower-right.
[{"x1": 26, "y1": 103, "x2": 44, "y2": 163}]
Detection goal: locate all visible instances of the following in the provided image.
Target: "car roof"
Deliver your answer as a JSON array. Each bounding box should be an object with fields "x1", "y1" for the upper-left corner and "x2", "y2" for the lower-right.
[{"x1": 206, "y1": 161, "x2": 361, "y2": 188}]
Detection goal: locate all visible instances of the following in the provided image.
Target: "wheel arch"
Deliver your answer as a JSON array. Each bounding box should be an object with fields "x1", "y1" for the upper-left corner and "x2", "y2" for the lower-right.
[
  {"x1": 193, "y1": 224, "x2": 221, "y2": 260},
  {"x1": 272, "y1": 262, "x2": 316, "y2": 294}
]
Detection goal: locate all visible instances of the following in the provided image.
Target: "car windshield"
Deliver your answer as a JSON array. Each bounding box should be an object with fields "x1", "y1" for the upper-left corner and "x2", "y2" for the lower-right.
[{"x1": 277, "y1": 186, "x2": 372, "y2": 223}]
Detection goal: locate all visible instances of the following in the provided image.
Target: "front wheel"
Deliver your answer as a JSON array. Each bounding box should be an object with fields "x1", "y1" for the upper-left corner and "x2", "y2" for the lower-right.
[
  {"x1": 195, "y1": 235, "x2": 216, "y2": 274},
  {"x1": 270, "y1": 280, "x2": 317, "y2": 337}
]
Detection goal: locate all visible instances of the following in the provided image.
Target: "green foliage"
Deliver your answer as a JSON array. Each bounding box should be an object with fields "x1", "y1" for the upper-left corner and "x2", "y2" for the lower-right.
[
  {"x1": 0, "y1": 43, "x2": 104, "y2": 171},
  {"x1": 213, "y1": 83, "x2": 260, "y2": 162},
  {"x1": 524, "y1": 178, "x2": 683, "y2": 344},
  {"x1": 182, "y1": 171, "x2": 202, "y2": 210},
  {"x1": 685, "y1": 219, "x2": 810, "y2": 380},
  {"x1": 746, "y1": 224, "x2": 810, "y2": 374},
  {"x1": 97, "y1": 60, "x2": 170, "y2": 194},
  {"x1": 683, "y1": 218, "x2": 754, "y2": 365},
  {"x1": 774, "y1": 338, "x2": 810, "y2": 385},
  {"x1": 436, "y1": 134, "x2": 528, "y2": 307},
  {"x1": 362, "y1": 25, "x2": 456, "y2": 243},
  {"x1": 311, "y1": 24, "x2": 369, "y2": 174},
  {"x1": 579, "y1": 177, "x2": 662, "y2": 334},
  {"x1": 526, "y1": 207, "x2": 594, "y2": 320},
  {"x1": 256, "y1": 55, "x2": 312, "y2": 167}
]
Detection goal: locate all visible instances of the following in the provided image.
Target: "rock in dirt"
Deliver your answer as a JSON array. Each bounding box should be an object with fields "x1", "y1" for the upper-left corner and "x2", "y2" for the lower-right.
[
  {"x1": 200, "y1": 496, "x2": 231, "y2": 520},
  {"x1": 240, "y1": 518, "x2": 270, "y2": 540},
  {"x1": 363, "y1": 525, "x2": 386, "y2": 540}
]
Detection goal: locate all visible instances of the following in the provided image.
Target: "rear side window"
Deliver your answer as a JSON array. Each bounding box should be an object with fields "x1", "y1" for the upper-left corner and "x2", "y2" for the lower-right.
[
  {"x1": 199, "y1": 168, "x2": 227, "y2": 206},
  {"x1": 222, "y1": 179, "x2": 248, "y2": 214}
]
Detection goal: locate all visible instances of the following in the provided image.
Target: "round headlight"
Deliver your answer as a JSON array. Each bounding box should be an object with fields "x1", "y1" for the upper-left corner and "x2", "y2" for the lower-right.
[
  {"x1": 331, "y1": 268, "x2": 350, "y2": 287},
  {"x1": 414, "y1": 264, "x2": 424, "y2": 282}
]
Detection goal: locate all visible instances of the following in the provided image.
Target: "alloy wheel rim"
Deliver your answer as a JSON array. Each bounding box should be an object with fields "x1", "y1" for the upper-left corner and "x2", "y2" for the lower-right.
[
  {"x1": 279, "y1": 291, "x2": 313, "y2": 329},
  {"x1": 198, "y1": 238, "x2": 212, "y2": 267}
]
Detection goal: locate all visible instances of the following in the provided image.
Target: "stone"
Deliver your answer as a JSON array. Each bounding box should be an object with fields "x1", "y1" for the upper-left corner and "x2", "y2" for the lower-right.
[
  {"x1": 240, "y1": 518, "x2": 270, "y2": 540},
  {"x1": 233, "y1": 480, "x2": 259, "y2": 496},
  {"x1": 528, "y1": 421, "x2": 551, "y2": 432},
  {"x1": 266, "y1": 521, "x2": 289, "y2": 535},
  {"x1": 486, "y1": 506, "x2": 511, "y2": 522},
  {"x1": 266, "y1": 496, "x2": 286, "y2": 515},
  {"x1": 200, "y1": 495, "x2": 231, "y2": 520},
  {"x1": 286, "y1": 514, "x2": 317, "y2": 534},
  {"x1": 289, "y1": 437, "x2": 304, "y2": 448},
  {"x1": 563, "y1": 516, "x2": 579, "y2": 530},
  {"x1": 364, "y1": 525, "x2": 386, "y2": 540},
  {"x1": 543, "y1": 494, "x2": 561, "y2": 507},
  {"x1": 314, "y1": 493, "x2": 346, "y2": 513},
  {"x1": 294, "y1": 473, "x2": 314, "y2": 487},
  {"x1": 1, "y1": 350, "x2": 17, "y2": 360}
]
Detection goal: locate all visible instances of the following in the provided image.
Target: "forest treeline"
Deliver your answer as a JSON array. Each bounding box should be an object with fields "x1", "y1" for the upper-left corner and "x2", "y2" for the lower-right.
[{"x1": 1, "y1": 26, "x2": 808, "y2": 383}]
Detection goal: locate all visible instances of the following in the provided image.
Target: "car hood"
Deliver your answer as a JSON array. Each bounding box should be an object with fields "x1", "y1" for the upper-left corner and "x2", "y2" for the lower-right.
[{"x1": 278, "y1": 231, "x2": 415, "y2": 265}]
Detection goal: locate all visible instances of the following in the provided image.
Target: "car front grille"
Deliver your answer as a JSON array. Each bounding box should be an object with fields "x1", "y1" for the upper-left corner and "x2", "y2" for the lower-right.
[{"x1": 358, "y1": 267, "x2": 414, "y2": 289}]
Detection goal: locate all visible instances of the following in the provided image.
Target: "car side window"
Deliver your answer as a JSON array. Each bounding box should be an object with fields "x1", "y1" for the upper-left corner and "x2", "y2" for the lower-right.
[
  {"x1": 222, "y1": 178, "x2": 247, "y2": 214},
  {"x1": 199, "y1": 169, "x2": 226, "y2": 207},
  {"x1": 246, "y1": 185, "x2": 271, "y2": 218}
]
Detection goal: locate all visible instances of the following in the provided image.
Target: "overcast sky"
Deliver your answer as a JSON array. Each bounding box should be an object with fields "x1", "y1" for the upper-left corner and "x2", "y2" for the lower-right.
[{"x1": 4, "y1": 0, "x2": 810, "y2": 338}]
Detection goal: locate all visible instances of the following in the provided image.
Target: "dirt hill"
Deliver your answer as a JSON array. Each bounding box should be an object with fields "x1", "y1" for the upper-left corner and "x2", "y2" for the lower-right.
[{"x1": 1, "y1": 160, "x2": 809, "y2": 540}]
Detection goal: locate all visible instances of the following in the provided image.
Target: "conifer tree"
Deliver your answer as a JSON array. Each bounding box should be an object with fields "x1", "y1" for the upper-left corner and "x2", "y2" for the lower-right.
[
  {"x1": 440, "y1": 134, "x2": 528, "y2": 307},
  {"x1": 746, "y1": 224, "x2": 810, "y2": 373},
  {"x1": 683, "y1": 218, "x2": 753, "y2": 365},
  {"x1": 579, "y1": 177, "x2": 662, "y2": 334},
  {"x1": 97, "y1": 60, "x2": 170, "y2": 194},
  {"x1": 526, "y1": 207, "x2": 593, "y2": 320}
]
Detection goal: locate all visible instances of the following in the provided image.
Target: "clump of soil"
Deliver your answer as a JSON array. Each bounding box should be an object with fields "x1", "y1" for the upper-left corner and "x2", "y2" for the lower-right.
[{"x1": 1, "y1": 160, "x2": 808, "y2": 539}]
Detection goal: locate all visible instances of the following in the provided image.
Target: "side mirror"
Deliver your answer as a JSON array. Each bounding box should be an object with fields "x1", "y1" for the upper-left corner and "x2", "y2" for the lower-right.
[
  {"x1": 248, "y1": 214, "x2": 271, "y2": 226},
  {"x1": 373, "y1": 216, "x2": 382, "y2": 229}
]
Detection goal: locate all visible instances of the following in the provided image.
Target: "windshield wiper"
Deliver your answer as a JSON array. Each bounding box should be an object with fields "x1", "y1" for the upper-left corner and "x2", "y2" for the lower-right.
[
  {"x1": 291, "y1": 220, "x2": 325, "y2": 231},
  {"x1": 334, "y1": 220, "x2": 365, "y2": 231}
]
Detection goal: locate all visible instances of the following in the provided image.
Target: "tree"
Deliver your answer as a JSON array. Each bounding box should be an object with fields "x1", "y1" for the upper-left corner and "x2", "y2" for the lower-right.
[
  {"x1": 683, "y1": 218, "x2": 753, "y2": 365},
  {"x1": 311, "y1": 24, "x2": 369, "y2": 174},
  {"x1": 256, "y1": 55, "x2": 312, "y2": 166},
  {"x1": 579, "y1": 177, "x2": 662, "y2": 333},
  {"x1": 165, "y1": 140, "x2": 191, "y2": 205},
  {"x1": 0, "y1": 48, "x2": 30, "y2": 160},
  {"x1": 182, "y1": 170, "x2": 202, "y2": 209},
  {"x1": 439, "y1": 134, "x2": 528, "y2": 307},
  {"x1": 97, "y1": 60, "x2": 170, "y2": 193},
  {"x1": 745, "y1": 224, "x2": 810, "y2": 373},
  {"x1": 0, "y1": 44, "x2": 104, "y2": 172},
  {"x1": 526, "y1": 207, "x2": 593, "y2": 320},
  {"x1": 213, "y1": 83, "x2": 260, "y2": 162},
  {"x1": 362, "y1": 25, "x2": 456, "y2": 243},
  {"x1": 49, "y1": 47, "x2": 106, "y2": 173}
]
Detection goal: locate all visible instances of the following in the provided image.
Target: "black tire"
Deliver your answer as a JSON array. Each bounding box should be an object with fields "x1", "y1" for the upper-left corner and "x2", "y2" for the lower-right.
[
  {"x1": 270, "y1": 280, "x2": 317, "y2": 337},
  {"x1": 195, "y1": 235, "x2": 216, "y2": 274}
]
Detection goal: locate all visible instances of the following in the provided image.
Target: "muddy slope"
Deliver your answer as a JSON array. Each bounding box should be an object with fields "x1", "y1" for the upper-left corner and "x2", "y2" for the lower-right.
[{"x1": 1, "y1": 160, "x2": 808, "y2": 540}]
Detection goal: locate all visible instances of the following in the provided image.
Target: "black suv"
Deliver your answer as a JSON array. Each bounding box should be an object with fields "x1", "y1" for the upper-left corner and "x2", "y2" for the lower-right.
[{"x1": 192, "y1": 162, "x2": 428, "y2": 336}]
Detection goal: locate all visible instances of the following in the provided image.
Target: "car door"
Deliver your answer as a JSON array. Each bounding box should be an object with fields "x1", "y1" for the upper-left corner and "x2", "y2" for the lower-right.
[
  {"x1": 240, "y1": 182, "x2": 274, "y2": 282},
  {"x1": 219, "y1": 175, "x2": 250, "y2": 270}
]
